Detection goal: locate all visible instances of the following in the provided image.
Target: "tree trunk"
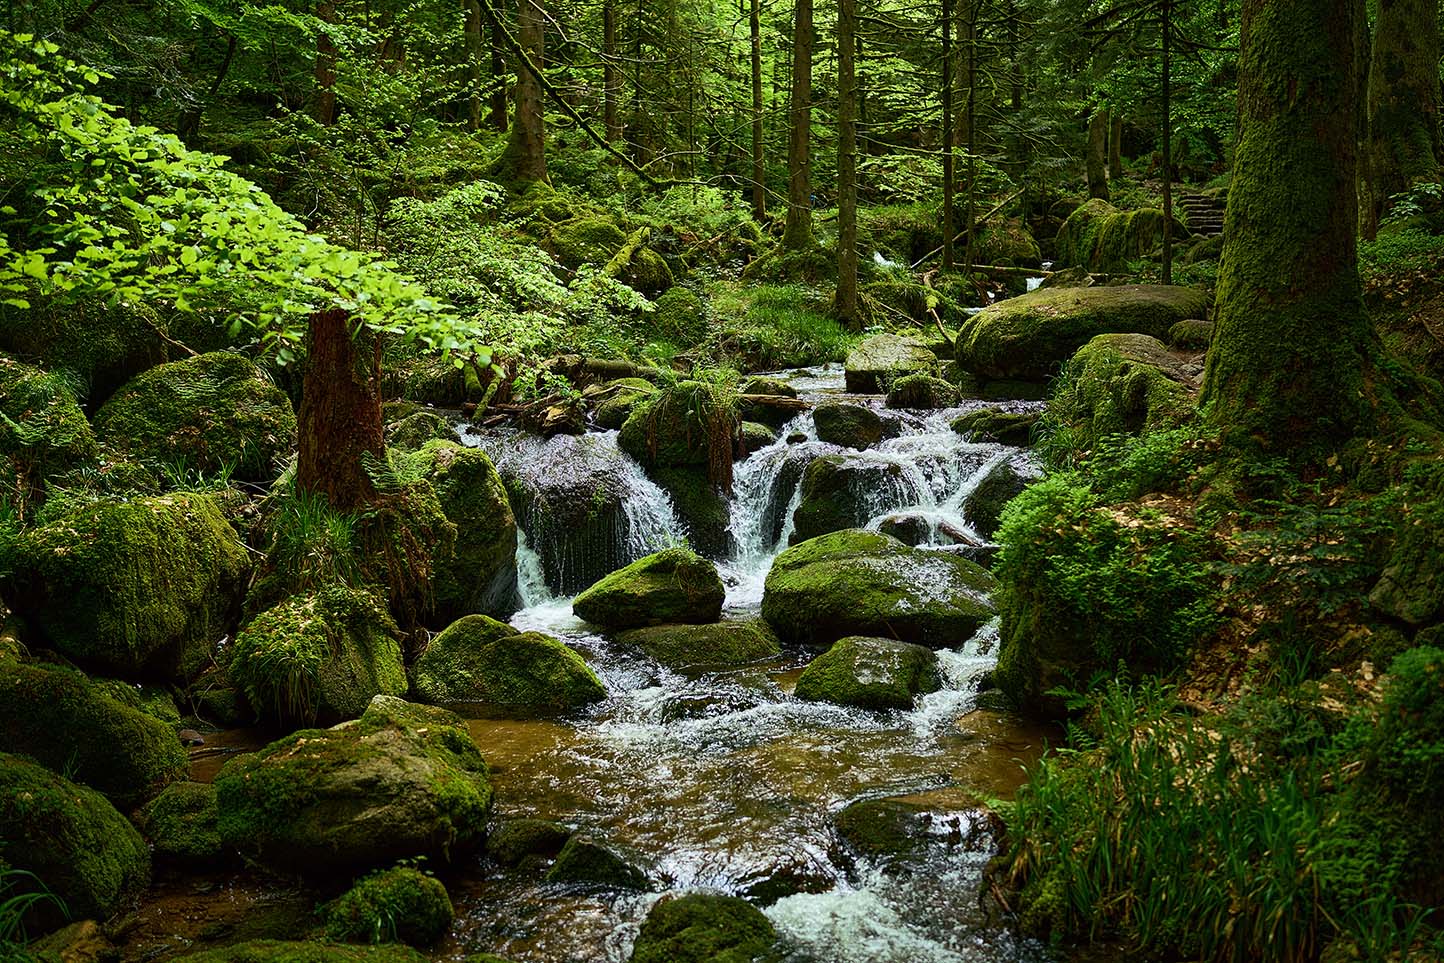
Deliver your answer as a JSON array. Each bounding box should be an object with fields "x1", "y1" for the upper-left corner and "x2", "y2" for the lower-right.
[
  {"x1": 962, "y1": 4, "x2": 978, "y2": 270},
  {"x1": 1365, "y1": 0, "x2": 1442, "y2": 228},
  {"x1": 1161, "y1": 0, "x2": 1173, "y2": 285},
  {"x1": 782, "y1": 0, "x2": 813, "y2": 250},
  {"x1": 487, "y1": 2, "x2": 508, "y2": 131},
  {"x1": 1201, "y1": 0, "x2": 1374, "y2": 457},
  {"x1": 313, "y1": 1, "x2": 338, "y2": 126},
  {"x1": 465, "y1": 0, "x2": 484, "y2": 131},
  {"x1": 835, "y1": 0, "x2": 860, "y2": 324},
  {"x1": 603, "y1": 1, "x2": 621, "y2": 142},
  {"x1": 1086, "y1": 107, "x2": 1110, "y2": 200},
  {"x1": 942, "y1": 0, "x2": 955, "y2": 272},
  {"x1": 750, "y1": 0, "x2": 766, "y2": 218},
  {"x1": 297, "y1": 310, "x2": 385, "y2": 512},
  {"x1": 1108, "y1": 111, "x2": 1123, "y2": 180},
  {"x1": 494, "y1": 0, "x2": 547, "y2": 182}
]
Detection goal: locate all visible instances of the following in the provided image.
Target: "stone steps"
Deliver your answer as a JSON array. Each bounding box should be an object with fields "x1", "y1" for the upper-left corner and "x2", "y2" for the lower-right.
[{"x1": 1178, "y1": 193, "x2": 1225, "y2": 237}]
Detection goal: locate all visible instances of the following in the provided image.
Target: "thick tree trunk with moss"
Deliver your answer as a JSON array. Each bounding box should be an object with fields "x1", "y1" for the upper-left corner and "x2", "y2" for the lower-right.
[
  {"x1": 1365, "y1": 0, "x2": 1442, "y2": 227},
  {"x1": 835, "y1": 0, "x2": 859, "y2": 324},
  {"x1": 782, "y1": 0, "x2": 813, "y2": 250},
  {"x1": 313, "y1": 1, "x2": 338, "y2": 126},
  {"x1": 1201, "y1": 0, "x2": 1374, "y2": 455},
  {"x1": 1086, "y1": 108, "x2": 1109, "y2": 200},
  {"x1": 487, "y1": 5, "x2": 508, "y2": 131},
  {"x1": 465, "y1": 0, "x2": 484, "y2": 131},
  {"x1": 298, "y1": 310, "x2": 385, "y2": 512},
  {"x1": 1109, "y1": 112, "x2": 1123, "y2": 180},
  {"x1": 493, "y1": 0, "x2": 547, "y2": 183}
]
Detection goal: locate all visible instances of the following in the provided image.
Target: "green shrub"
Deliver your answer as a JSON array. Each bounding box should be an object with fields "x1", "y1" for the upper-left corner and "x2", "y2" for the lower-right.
[{"x1": 1370, "y1": 646, "x2": 1444, "y2": 802}]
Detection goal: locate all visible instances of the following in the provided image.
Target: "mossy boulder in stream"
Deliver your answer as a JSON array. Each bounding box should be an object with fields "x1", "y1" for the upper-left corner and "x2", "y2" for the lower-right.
[
  {"x1": 649, "y1": 465, "x2": 733, "y2": 558},
  {"x1": 485, "y1": 818, "x2": 573, "y2": 867},
  {"x1": 885, "y1": 374, "x2": 960, "y2": 410},
  {"x1": 136, "y1": 781, "x2": 221, "y2": 863},
  {"x1": 843, "y1": 334, "x2": 937, "y2": 393},
  {"x1": 950, "y1": 408, "x2": 1040, "y2": 447},
  {"x1": 618, "y1": 381, "x2": 740, "y2": 471},
  {"x1": 593, "y1": 378, "x2": 657, "y2": 430},
  {"x1": 617, "y1": 619, "x2": 781, "y2": 669},
  {"x1": 790, "y1": 455, "x2": 907, "y2": 544},
  {"x1": 1054, "y1": 199, "x2": 1190, "y2": 273},
  {"x1": 0, "y1": 752, "x2": 151, "y2": 924},
  {"x1": 573, "y1": 548, "x2": 725, "y2": 629},
  {"x1": 410, "y1": 615, "x2": 604, "y2": 715},
  {"x1": 794, "y1": 636, "x2": 942, "y2": 711},
  {"x1": 214, "y1": 696, "x2": 493, "y2": 876},
  {"x1": 0, "y1": 659, "x2": 187, "y2": 807},
  {"x1": 629, "y1": 893, "x2": 780, "y2": 963},
  {"x1": 813, "y1": 402, "x2": 884, "y2": 449},
  {"x1": 323, "y1": 866, "x2": 454, "y2": 947},
  {"x1": 1047, "y1": 333, "x2": 1197, "y2": 452},
  {"x1": 0, "y1": 492, "x2": 250, "y2": 683},
  {"x1": 963, "y1": 457, "x2": 1041, "y2": 540},
  {"x1": 954, "y1": 285, "x2": 1207, "y2": 384},
  {"x1": 762, "y1": 529, "x2": 996, "y2": 648},
  {"x1": 545, "y1": 836, "x2": 650, "y2": 890},
  {"x1": 0, "y1": 355, "x2": 99, "y2": 500},
  {"x1": 174, "y1": 942, "x2": 427, "y2": 963},
  {"x1": 93, "y1": 351, "x2": 297, "y2": 483},
  {"x1": 230, "y1": 586, "x2": 408, "y2": 726}
]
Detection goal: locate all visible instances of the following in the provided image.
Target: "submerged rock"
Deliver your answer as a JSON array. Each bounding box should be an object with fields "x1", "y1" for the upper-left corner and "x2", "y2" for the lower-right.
[
  {"x1": 573, "y1": 548, "x2": 725, "y2": 629},
  {"x1": 629, "y1": 893, "x2": 780, "y2": 963},
  {"x1": 950, "y1": 408, "x2": 1040, "y2": 447},
  {"x1": 812, "y1": 402, "x2": 883, "y2": 450},
  {"x1": 215, "y1": 696, "x2": 493, "y2": 876},
  {"x1": 617, "y1": 619, "x2": 781, "y2": 669},
  {"x1": 136, "y1": 781, "x2": 221, "y2": 863},
  {"x1": 323, "y1": 866, "x2": 453, "y2": 947},
  {"x1": 833, "y1": 797, "x2": 998, "y2": 865},
  {"x1": 486, "y1": 818, "x2": 573, "y2": 867},
  {"x1": 793, "y1": 636, "x2": 942, "y2": 711},
  {"x1": 844, "y1": 334, "x2": 937, "y2": 394},
  {"x1": 545, "y1": 836, "x2": 650, "y2": 890},
  {"x1": 762, "y1": 529, "x2": 996, "y2": 648}
]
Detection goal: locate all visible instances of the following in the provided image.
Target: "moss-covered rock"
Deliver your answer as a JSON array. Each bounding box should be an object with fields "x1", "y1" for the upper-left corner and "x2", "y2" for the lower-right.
[
  {"x1": 833, "y1": 798, "x2": 941, "y2": 862},
  {"x1": 762, "y1": 529, "x2": 996, "y2": 648},
  {"x1": 93, "y1": 352, "x2": 296, "y2": 483},
  {"x1": 950, "y1": 408, "x2": 1040, "y2": 446},
  {"x1": 843, "y1": 334, "x2": 937, "y2": 393},
  {"x1": 628, "y1": 893, "x2": 780, "y2": 963},
  {"x1": 885, "y1": 374, "x2": 960, "y2": 410},
  {"x1": 650, "y1": 466, "x2": 733, "y2": 559},
  {"x1": 1168, "y1": 319, "x2": 1214, "y2": 350},
  {"x1": 1054, "y1": 199, "x2": 1190, "y2": 273},
  {"x1": 594, "y1": 378, "x2": 658, "y2": 431},
  {"x1": 136, "y1": 781, "x2": 221, "y2": 862},
  {"x1": 173, "y1": 941, "x2": 427, "y2": 963},
  {"x1": 1, "y1": 493, "x2": 250, "y2": 683},
  {"x1": 549, "y1": 217, "x2": 628, "y2": 269},
  {"x1": 410, "y1": 616, "x2": 604, "y2": 715},
  {"x1": 964, "y1": 457, "x2": 1040, "y2": 540},
  {"x1": 739, "y1": 376, "x2": 797, "y2": 399},
  {"x1": 790, "y1": 455, "x2": 906, "y2": 543},
  {"x1": 384, "y1": 411, "x2": 460, "y2": 453},
  {"x1": 622, "y1": 247, "x2": 675, "y2": 298},
  {"x1": 573, "y1": 548, "x2": 725, "y2": 629},
  {"x1": 1370, "y1": 522, "x2": 1444, "y2": 628},
  {"x1": 0, "y1": 752, "x2": 150, "y2": 923},
  {"x1": 977, "y1": 218, "x2": 1043, "y2": 267},
  {"x1": 1048, "y1": 333, "x2": 1197, "y2": 453},
  {"x1": 0, "y1": 659, "x2": 187, "y2": 807},
  {"x1": 793, "y1": 636, "x2": 942, "y2": 710},
  {"x1": 0, "y1": 298, "x2": 167, "y2": 408},
  {"x1": 230, "y1": 586, "x2": 407, "y2": 726},
  {"x1": 0, "y1": 356, "x2": 99, "y2": 505},
  {"x1": 485, "y1": 818, "x2": 573, "y2": 867},
  {"x1": 617, "y1": 619, "x2": 781, "y2": 669},
  {"x1": 618, "y1": 381, "x2": 740, "y2": 475},
  {"x1": 739, "y1": 421, "x2": 778, "y2": 456},
  {"x1": 214, "y1": 696, "x2": 493, "y2": 876},
  {"x1": 812, "y1": 402, "x2": 883, "y2": 450},
  {"x1": 324, "y1": 866, "x2": 453, "y2": 947},
  {"x1": 651, "y1": 288, "x2": 707, "y2": 344},
  {"x1": 955, "y1": 284, "x2": 1207, "y2": 384},
  {"x1": 544, "y1": 836, "x2": 649, "y2": 890}
]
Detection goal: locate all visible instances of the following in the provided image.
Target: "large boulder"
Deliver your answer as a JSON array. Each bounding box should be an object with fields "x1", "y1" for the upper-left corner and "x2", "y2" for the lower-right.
[
  {"x1": 0, "y1": 753, "x2": 150, "y2": 923},
  {"x1": 812, "y1": 402, "x2": 883, "y2": 449},
  {"x1": 618, "y1": 381, "x2": 740, "y2": 471},
  {"x1": 0, "y1": 355, "x2": 98, "y2": 501},
  {"x1": 592, "y1": 378, "x2": 657, "y2": 430},
  {"x1": 0, "y1": 298, "x2": 166, "y2": 408},
  {"x1": 1054, "y1": 199, "x2": 1190, "y2": 273},
  {"x1": 789, "y1": 455, "x2": 908, "y2": 544},
  {"x1": 93, "y1": 351, "x2": 297, "y2": 483},
  {"x1": 215, "y1": 696, "x2": 494, "y2": 876},
  {"x1": 229, "y1": 586, "x2": 408, "y2": 726},
  {"x1": 549, "y1": 216, "x2": 628, "y2": 269},
  {"x1": 793, "y1": 636, "x2": 942, "y2": 710},
  {"x1": 629, "y1": 893, "x2": 780, "y2": 963},
  {"x1": 0, "y1": 493, "x2": 250, "y2": 683},
  {"x1": 573, "y1": 548, "x2": 725, "y2": 629},
  {"x1": 955, "y1": 285, "x2": 1207, "y2": 384},
  {"x1": 649, "y1": 465, "x2": 733, "y2": 559},
  {"x1": 762, "y1": 529, "x2": 996, "y2": 648},
  {"x1": 844, "y1": 334, "x2": 937, "y2": 393},
  {"x1": 1047, "y1": 333, "x2": 1198, "y2": 453},
  {"x1": 410, "y1": 615, "x2": 605, "y2": 715},
  {"x1": 0, "y1": 659, "x2": 187, "y2": 807},
  {"x1": 617, "y1": 619, "x2": 781, "y2": 670},
  {"x1": 976, "y1": 218, "x2": 1042, "y2": 267}
]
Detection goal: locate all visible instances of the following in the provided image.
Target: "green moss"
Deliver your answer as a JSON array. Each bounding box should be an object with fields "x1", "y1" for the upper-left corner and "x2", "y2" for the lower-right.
[
  {"x1": 324, "y1": 867, "x2": 453, "y2": 947},
  {"x1": 885, "y1": 374, "x2": 960, "y2": 410},
  {"x1": 593, "y1": 378, "x2": 657, "y2": 431},
  {"x1": 950, "y1": 408, "x2": 1039, "y2": 446},
  {"x1": 485, "y1": 818, "x2": 572, "y2": 867},
  {"x1": 790, "y1": 455, "x2": 905, "y2": 543},
  {"x1": 411, "y1": 616, "x2": 604, "y2": 715},
  {"x1": 0, "y1": 356, "x2": 98, "y2": 509},
  {"x1": 651, "y1": 288, "x2": 707, "y2": 345},
  {"x1": 761, "y1": 529, "x2": 996, "y2": 648},
  {"x1": 629, "y1": 893, "x2": 780, "y2": 963},
  {"x1": 622, "y1": 247, "x2": 675, "y2": 297},
  {"x1": 0, "y1": 752, "x2": 150, "y2": 923},
  {"x1": 572, "y1": 548, "x2": 725, "y2": 629},
  {"x1": 136, "y1": 781, "x2": 221, "y2": 862},
  {"x1": 649, "y1": 466, "x2": 731, "y2": 558},
  {"x1": 740, "y1": 422, "x2": 778, "y2": 453},
  {"x1": 618, "y1": 382, "x2": 740, "y2": 492},
  {"x1": 1168, "y1": 319, "x2": 1214, "y2": 349},
  {"x1": 1369, "y1": 646, "x2": 1444, "y2": 802},
  {"x1": 384, "y1": 411, "x2": 459, "y2": 453},
  {"x1": 92, "y1": 678, "x2": 182, "y2": 728},
  {"x1": 231, "y1": 586, "x2": 406, "y2": 726},
  {"x1": 544, "y1": 836, "x2": 648, "y2": 890},
  {"x1": 963, "y1": 458, "x2": 1037, "y2": 539},
  {"x1": 0, "y1": 297, "x2": 167, "y2": 405},
  {"x1": 1046, "y1": 333, "x2": 1197, "y2": 455},
  {"x1": 976, "y1": 218, "x2": 1042, "y2": 267},
  {"x1": 174, "y1": 941, "x2": 427, "y2": 963},
  {"x1": 857, "y1": 202, "x2": 943, "y2": 264},
  {"x1": 843, "y1": 334, "x2": 937, "y2": 394},
  {"x1": 93, "y1": 352, "x2": 297, "y2": 483},
  {"x1": 794, "y1": 636, "x2": 941, "y2": 710},
  {"x1": 812, "y1": 402, "x2": 883, "y2": 449},
  {"x1": 1055, "y1": 200, "x2": 1189, "y2": 273},
  {"x1": 714, "y1": 283, "x2": 856, "y2": 370},
  {"x1": 617, "y1": 619, "x2": 781, "y2": 669},
  {"x1": 0, "y1": 659, "x2": 187, "y2": 807},
  {"x1": 549, "y1": 217, "x2": 628, "y2": 269},
  {"x1": 833, "y1": 798, "x2": 939, "y2": 862},
  {"x1": 0, "y1": 492, "x2": 250, "y2": 682}
]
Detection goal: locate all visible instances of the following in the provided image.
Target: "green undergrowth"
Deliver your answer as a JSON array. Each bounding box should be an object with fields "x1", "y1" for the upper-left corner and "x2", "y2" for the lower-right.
[{"x1": 710, "y1": 282, "x2": 857, "y2": 370}]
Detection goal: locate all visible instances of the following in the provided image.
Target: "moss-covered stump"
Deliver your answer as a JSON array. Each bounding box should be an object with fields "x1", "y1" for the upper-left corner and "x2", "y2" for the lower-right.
[
  {"x1": 964, "y1": 458, "x2": 1040, "y2": 540},
  {"x1": 0, "y1": 298, "x2": 167, "y2": 408},
  {"x1": 955, "y1": 285, "x2": 1207, "y2": 384},
  {"x1": 544, "y1": 836, "x2": 649, "y2": 890},
  {"x1": 324, "y1": 867, "x2": 454, "y2": 947},
  {"x1": 650, "y1": 466, "x2": 733, "y2": 559},
  {"x1": 0, "y1": 752, "x2": 151, "y2": 924},
  {"x1": 1168, "y1": 319, "x2": 1214, "y2": 350},
  {"x1": 593, "y1": 378, "x2": 657, "y2": 431},
  {"x1": 93, "y1": 352, "x2": 297, "y2": 483},
  {"x1": 174, "y1": 941, "x2": 427, "y2": 962},
  {"x1": 215, "y1": 696, "x2": 494, "y2": 876},
  {"x1": 885, "y1": 374, "x2": 960, "y2": 410},
  {"x1": 843, "y1": 334, "x2": 937, "y2": 394},
  {"x1": 618, "y1": 381, "x2": 740, "y2": 475},
  {"x1": 485, "y1": 818, "x2": 573, "y2": 867},
  {"x1": 790, "y1": 455, "x2": 906, "y2": 544},
  {"x1": 1054, "y1": 199, "x2": 1190, "y2": 273},
  {"x1": 136, "y1": 781, "x2": 221, "y2": 863},
  {"x1": 411, "y1": 615, "x2": 604, "y2": 715},
  {"x1": 0, "y1": 493, "x2": 249, "y2": 683},
  {"x1": 977, "y1": 218, "x2": 1043, "y2": 268},
  {"x1": 0, "y1": 355, "x2": 99, "y2": 504},
  {"x1": 0, "y1": 660, "x2": 186, "y2": 807},
  {"x1": 548, "y1": 217, "x2": 628, "y2": 269},
  {"x1": 617, "y1": 619, "x2": 782, "y2": 670},
  {"x1": 384, "y1": 410, "x2": 460, "y2": 453},
  {"x1": 628, "y1": 893, "x2": 780, "y2": 963},
  {"x1": 230, "y1": 587, "x2": 407, "y2": 726},
  {"x1": 1048, "y1": 334, "x2": 1197, "y2": 454},
  {"x1": 812, "y1": 402, "x2": 883, "y2": 450},
  {"x1": 405, "y1": 442, "x2": 519, "y2": 622},
  {"x1": 950, "y1": 409, "x2": 1040, "y2": 447},
  {"x1": 793, "y1": 637, "x2": 942, "y2": 711},
  {"x1": 761, "y1": 529, "x2": 996, "y2": 648},
  {"x1": 572, "y1": 548, "x2": 725, "y2": 629}
]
